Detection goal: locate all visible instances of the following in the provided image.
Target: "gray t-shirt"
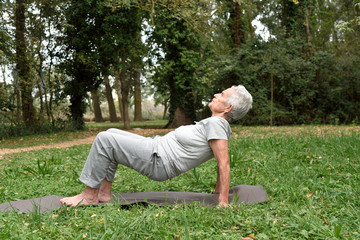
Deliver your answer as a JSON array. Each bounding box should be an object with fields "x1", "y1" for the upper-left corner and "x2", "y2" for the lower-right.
[{"x1": 156, "y1": 117, "x2": 231, "y2": 179}]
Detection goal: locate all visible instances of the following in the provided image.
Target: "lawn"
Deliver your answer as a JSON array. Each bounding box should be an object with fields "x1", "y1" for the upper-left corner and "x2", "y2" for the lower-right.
[{"x1": 0, "y1": 125, "x2": 359, "y2": 239}]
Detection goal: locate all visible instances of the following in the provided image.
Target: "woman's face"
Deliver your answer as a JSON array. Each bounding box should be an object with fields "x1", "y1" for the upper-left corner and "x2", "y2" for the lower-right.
[{"x1": 208, "y1": 88, "x2": 235, "y2": 114}]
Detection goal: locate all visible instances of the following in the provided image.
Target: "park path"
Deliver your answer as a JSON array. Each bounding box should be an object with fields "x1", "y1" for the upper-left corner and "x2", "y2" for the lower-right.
[
  {"x1": 0, "y1": 129, "x2": 173, "y2": 159},
  {"x1": 0, "y1": 136, "x2": 96, "y2": 158}
]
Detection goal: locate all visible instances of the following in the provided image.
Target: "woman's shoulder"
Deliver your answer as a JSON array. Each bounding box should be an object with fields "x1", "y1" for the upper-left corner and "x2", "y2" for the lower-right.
[
  {"x1": 200, "y1": 117, "x2": 232, "y2": 139},
  {"x1": 201, "y1": 116, "x2": 229, "y2": 125},
  {"x1": 200, "y1": 117, "x2": 231, "y2": 131}
]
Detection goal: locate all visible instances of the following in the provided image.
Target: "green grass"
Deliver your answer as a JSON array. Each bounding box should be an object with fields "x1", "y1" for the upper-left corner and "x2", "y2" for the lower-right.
[
  {"x1": 0, "y1": 126, "x2": 359, "y2": 239},
  {"x1": 0, "y1": 120, "x2": 167, "y2": 149}
]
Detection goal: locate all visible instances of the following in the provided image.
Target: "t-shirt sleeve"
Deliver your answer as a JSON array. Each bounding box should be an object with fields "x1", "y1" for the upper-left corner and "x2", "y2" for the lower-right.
[{"x1": 204, "y1": 117, "x2": 232, "y2": 141}]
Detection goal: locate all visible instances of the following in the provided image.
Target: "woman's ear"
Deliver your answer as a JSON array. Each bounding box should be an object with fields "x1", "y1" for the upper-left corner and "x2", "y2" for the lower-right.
[{"x1": 225, "y1": 104, "x2": 233, "y2": 113}]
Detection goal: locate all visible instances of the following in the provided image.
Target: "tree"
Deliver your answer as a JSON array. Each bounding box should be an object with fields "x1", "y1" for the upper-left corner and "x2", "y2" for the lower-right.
[
  {"x1": 15, "y1": 0, "x2": 35, "y2": 126},
  {"x1": 133, "y1": 68, "x2": 142, "y2": 121},
  {"x1": 118, "y1": 58, "x2": 131, "y2": 129},
  {"x1": 221, "y1": 0, "x2": 249, "y2": 50},
  {"x1": 104, "y1": 75, "x2": 118, "y2": 122},
  {"x1": 60, "y1": 0, "x2": 101, "y2": 129},
  {"x1": 90, "y1": 88, "x2": 104, "y2": 122},
  {"x1": 94, "y1": 3, "x2": 145, "y2": 129},
  {"x1": 149, "y1": 7, "x2": 208, "y2": 127}
]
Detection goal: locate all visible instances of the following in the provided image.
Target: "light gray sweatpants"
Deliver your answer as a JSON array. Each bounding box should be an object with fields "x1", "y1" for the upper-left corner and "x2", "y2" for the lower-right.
[{"x1": 79, "y1": 128, "x2": 169, "y2": 188}]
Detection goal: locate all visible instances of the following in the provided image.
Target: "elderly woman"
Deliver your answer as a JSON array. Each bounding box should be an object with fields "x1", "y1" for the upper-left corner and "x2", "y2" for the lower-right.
[{"x1": 60, "y1": 85, "x2": 253, "y2": 207}]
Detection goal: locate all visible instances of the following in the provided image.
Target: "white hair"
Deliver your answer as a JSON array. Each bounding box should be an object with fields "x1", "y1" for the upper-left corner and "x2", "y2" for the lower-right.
[{"x1": 226, "y1": 85, "x2": 253, "y2": 122}]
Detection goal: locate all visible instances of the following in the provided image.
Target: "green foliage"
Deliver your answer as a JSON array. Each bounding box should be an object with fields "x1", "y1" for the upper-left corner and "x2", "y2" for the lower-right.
[
  {"x1": 1, "y1": 0, "x2": 359, "y2": 129},
  {"x1": 206, "y1": 0, "x2": 360, "y2": 125},
  {"x1": 0, "y1": 83, "x2": 14, "y2": 114},
  {"x1": 210, "y1": 37, "x2": 360, "y2": 125}
]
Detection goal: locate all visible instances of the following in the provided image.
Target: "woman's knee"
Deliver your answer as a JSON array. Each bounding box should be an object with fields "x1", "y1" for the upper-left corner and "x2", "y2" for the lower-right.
[
  {"x1": 95, "y1": 131, "x2": 112, "y2": 144},
  {"x1": 106, "y1": 128, "x2": 117, "y2": 133}
]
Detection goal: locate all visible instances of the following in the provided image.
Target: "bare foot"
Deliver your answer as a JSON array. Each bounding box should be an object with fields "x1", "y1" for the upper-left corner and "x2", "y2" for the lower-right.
[
  {"x1": 98, "y1": 178, "x2": 113, "y2": 203},
  {"x1": 60, "y1": 187, "x2": 99, "y2": 206},
  {"x1": 98, "y1": 193, "x2": 112, "y2": 203}
]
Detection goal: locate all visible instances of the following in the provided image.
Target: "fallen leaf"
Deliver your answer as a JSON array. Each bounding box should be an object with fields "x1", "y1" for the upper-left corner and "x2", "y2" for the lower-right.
[
  {"x1": 246, "y1": 233, "x2": 256, "y2": 239},
  {"x1": 273, "y1": 178, "x2": 278, "y2": 183},
  {"x1": 306, "y1": 192, "x2": 313, "y2": 198}
]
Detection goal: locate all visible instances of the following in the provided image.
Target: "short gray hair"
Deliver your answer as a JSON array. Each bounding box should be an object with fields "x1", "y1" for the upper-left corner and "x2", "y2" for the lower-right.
[{"x1": 226, "y1": 85, "x2": 253, "y2": 122}]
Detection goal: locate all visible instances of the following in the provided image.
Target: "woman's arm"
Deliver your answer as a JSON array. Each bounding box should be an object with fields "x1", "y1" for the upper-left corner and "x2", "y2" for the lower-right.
[{"x1": 209, "y1": 139, "x2": 230, "y2": 206}]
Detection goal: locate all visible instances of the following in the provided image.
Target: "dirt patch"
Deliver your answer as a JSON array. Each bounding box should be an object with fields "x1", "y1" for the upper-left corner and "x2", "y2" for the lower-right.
[{"x1": 0, "y1": 129, "x2": 173, "y2": 159}]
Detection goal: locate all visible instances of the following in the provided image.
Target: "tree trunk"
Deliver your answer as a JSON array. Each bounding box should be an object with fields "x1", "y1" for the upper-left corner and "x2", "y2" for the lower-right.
[
  {"x1": 69, "y1": 92, "x2": 85, "y2": 129},
  {"x1": 46, "y1": 18, "x2": 55, "y2": 124},
  {"x1": 87, "y1": 94, "x2": 93, "y2": 112},
  {"x1": 104, "y1": 75, "x2": 118, "y2": 122},
  {"x1": 305, "y1": 8, "x2": 312, "y2": 44},
  {"x1": 36, "y1": 6, "x2": 45, "y2": 121},
  {"x1": 304, "y1": 7, "x2": 312, "y2": 56},
  {"x1": 48, "y1": 81, "x2": 55, "y2": 124},
  {"x1": 233, "y1": 1, "x2": 241, "y2": 50},
  {"x1": 119, "y1": 59, "x2": 130, "y2": 129},
  {"x1": 14, "y1": 77, "x2": 22, "y2": 123},
  {"x1": 91, "y1": 89, "x2": 104, "y2": 122},
  {"x1": 43, "y1": 70, "x2": 50, "y2": 122},
  {"x1": 162, "y1": 98, "x2": 169, "y2": 120},
  {"x1": 36, "y1": 73, "x2": 44, "y2": 121},
  {"x1": 166, "y1": 73, "x2": 195, "y2": 128},
  {"x1": 114, "y1": 70, "x2": 123, "y2": 120},
  {"x1": 247, "y1": 11, "x2": 255, "y2": 42},
  {"x1": 15, "y1": 0, "x2": 34, "y2": 126},
  {"x1": 133, "y1": 68, "x2": 142, "y2": 121},
  {"x1": 1, "y1": 64, "x2": 6, "y2": 86},
  {"x1": 167, "y1": 107, "x2": 193, "y2": 128}
]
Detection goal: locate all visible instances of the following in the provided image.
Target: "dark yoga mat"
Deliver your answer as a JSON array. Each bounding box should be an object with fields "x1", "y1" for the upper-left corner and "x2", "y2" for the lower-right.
[{"x1": 0, "y1": 185, "x2": 269, "y2": 213}]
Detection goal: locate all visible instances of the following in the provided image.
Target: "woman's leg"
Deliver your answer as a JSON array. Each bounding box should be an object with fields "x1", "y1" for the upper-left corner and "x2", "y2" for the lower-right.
[
  {"x1": 106, "y1": 128, "x2": 146, "y2": 139},
  {"x1": 60, "y1": 131, "x2": 118, "y2": 206},
  {"x1": 60, "y1": 130, "x2": 166, "y2": 206}
]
